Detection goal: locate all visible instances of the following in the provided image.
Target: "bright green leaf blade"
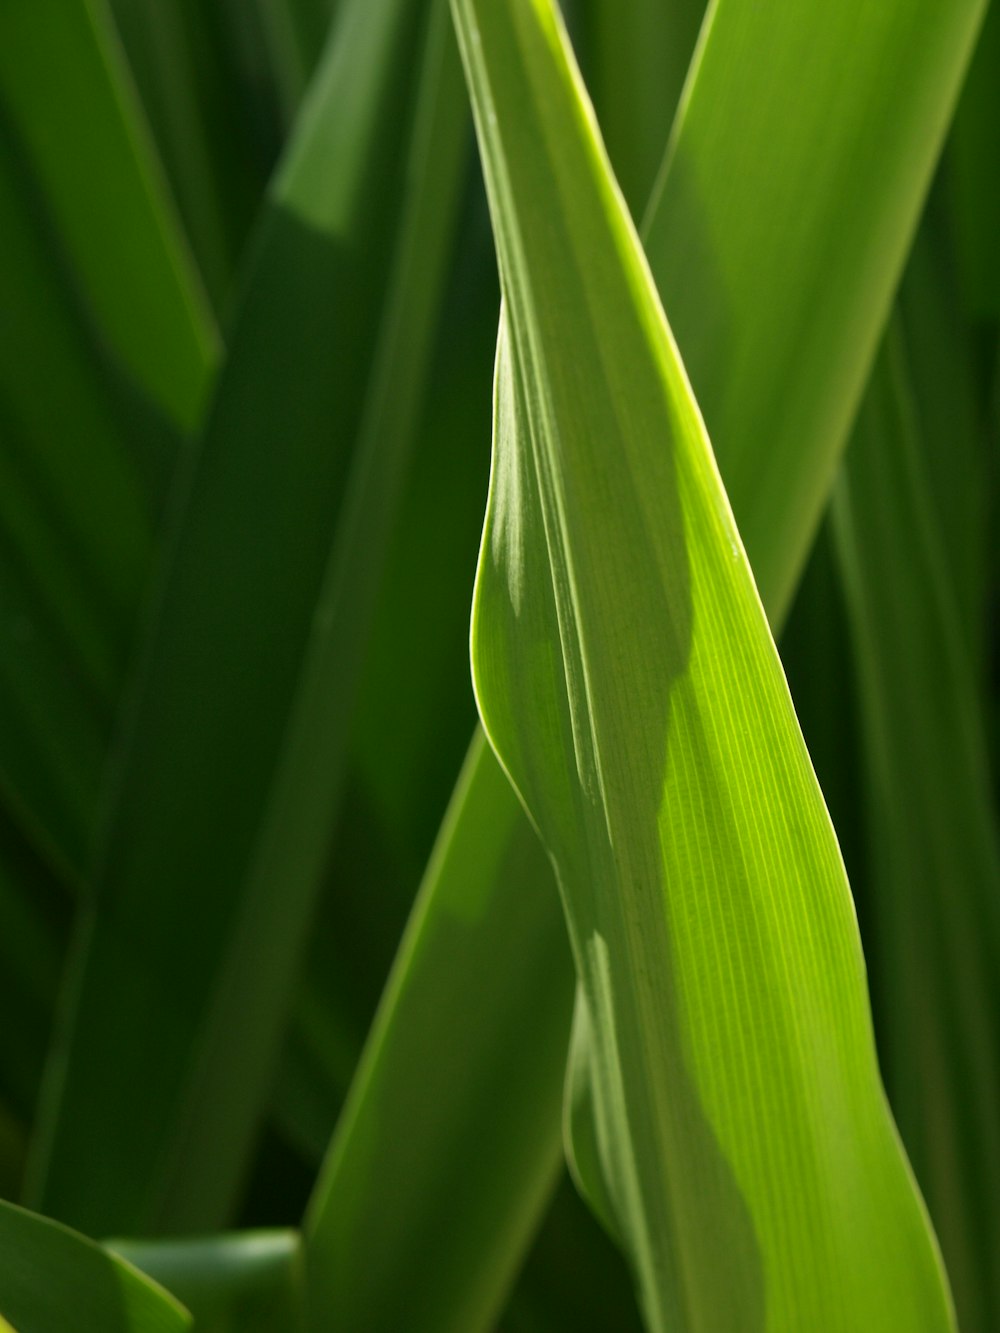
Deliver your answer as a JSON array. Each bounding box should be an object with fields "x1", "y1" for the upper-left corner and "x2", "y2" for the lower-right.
[
  {"x1": 29, "y1": 0, "x2": 465, "y2": 1238},
  {"x1": 0, "y1": 0, "x2": 218, "y2": 432},
  {"x1": 456, "y1": 1, "x2": 952, "y2": 1327},
  {"x1": 110, "y1": 1231, "x2": 301, "y2": 1333},
  {"x1": 832, "y1": 312, "x2": 1000, "y2": 1333},
  {"x1": 0, "y1": 1200, "x2": 190, "y2": 1333},
  {"x1": 304, "y1": 733, "x2": 574, "y2": 1331},
  {"x1": 645, "y1": 0, "x2": 987, "y2": 624}
]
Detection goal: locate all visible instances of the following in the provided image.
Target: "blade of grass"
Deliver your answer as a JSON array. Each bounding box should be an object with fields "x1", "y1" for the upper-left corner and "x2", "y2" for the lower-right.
[
  {"x1": 457, "y1": 2, "x2": 952, "y2": 1326},
  {"x1": 29, "y1": 0, "x2": 467, "y2": 1237},
  {"x1": 0, "y1": 0, "x2": 219, "y2": 432},
  {"x1": 0, "y1": 1200, "x2": 190, "y2": 1333},
  {"x1": 832, "y1": 305, "x2": 1000, "y2": 1332}
]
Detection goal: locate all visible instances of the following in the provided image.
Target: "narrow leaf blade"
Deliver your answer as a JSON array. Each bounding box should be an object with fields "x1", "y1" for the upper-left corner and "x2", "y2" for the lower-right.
[
  {"x1": 0, "y1": 1201, "x2": 190, "y2": 1333},
  {"x1": 456, "y1": 1, "x2": 953, "y2": 1326}
]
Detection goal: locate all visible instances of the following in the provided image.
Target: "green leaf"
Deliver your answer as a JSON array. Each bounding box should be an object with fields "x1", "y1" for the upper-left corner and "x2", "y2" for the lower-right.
[
  {"x1": 644, "y1": 0, "x2": 987, "y2": 624},
  {"x1": 107, "y1": 0, "x2": 273, "y2": 312},
  {"x1": 832, "y1": 305, "x2": 1000, "y2": 1332},
  {"x1": 0, "y1": 113, "x2": 157, "y2": 877},
  {"x1": 577, "y1": 0, "x2": 705, "y2": 213},
  {"x1": 304, "y1": 0, "x2": 987, "y2": 1321},
  {"x1": 254, "y1": 0, "x2": 340, "y2": 124},
  {"x1": 0, "y1": 0, "x2": 218, "y2": 432},
  {"x1": 456, "y1": 0, "x2": 952, "y2": 1327},
  {"x1": 0, "y1": 1200, "x2": 190, "y2": 1333},
  {"x1": 28, "y1": 0, "x2": 466, "y2": 1238},
  {"x1": 109, "y1": 1231, "x2": 301, "y2": 1333},
  {"x1": 304, "y1": 734, "x2": 574, "y2": 1331}
]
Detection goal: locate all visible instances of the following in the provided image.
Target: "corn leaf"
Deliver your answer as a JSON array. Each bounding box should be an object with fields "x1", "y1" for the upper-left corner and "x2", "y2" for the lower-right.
[
  {"x1": 832, "y1": 306, "x2": 1000, "y2": 1332},
  {"x1": 303, "y1": 0, "x2": 987, "y2": 1321},
  {"x1": 0, "y1": 115, "x2": 158, "y2": 877},
  {"x1": 304, "y1": 734, "x2": 574, "y2": 1331},
  {"x1": 455, "y1": 0, "x2": 952, "y2": 1327},
  {"x1": 0, "y1": 1200, "x2": 190, "y2": 1333},
  {"x1": 644, "y1": 0, "x2": 986, "y2": 623},
  {"x1": 110, "y1": 1231, "x2": 301, "y2": 1333},
  {"x1": 0, "y1": 0, "x2": 218, "y2": 432},
  {"x1": 28, "y1": 0, "x2": 464, "y2": 1237}
]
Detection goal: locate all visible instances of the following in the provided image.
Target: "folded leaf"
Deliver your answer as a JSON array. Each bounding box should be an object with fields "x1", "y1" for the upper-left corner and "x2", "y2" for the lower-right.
[{"x1": 455, "y1": 0, "x2": 953, "y2": 1326}]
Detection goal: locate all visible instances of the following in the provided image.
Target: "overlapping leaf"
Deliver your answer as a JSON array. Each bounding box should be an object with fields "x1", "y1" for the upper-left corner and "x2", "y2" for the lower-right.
[
  {"x1": 305, "y1": 0, "x2": 989, "y2": 1323},
  {"x1": 28, "y1": 0, "x2": 465, "y2": 1237},
  {"x1": 455, "y1": 0, "x2": 953, "y2": 1326},
  {"x1": 0, "y1": 0, "x2": 217, "y2": 432},
  {"x1": 0, "y1": 1200, "x2": 190, "y2": 1333},
  {"x1": 111, "y1": 1231, "x2": 301, "y2": 1333},
  {"x1": 304, "y1": 735, "x2": 573, "y2": 1331}
]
